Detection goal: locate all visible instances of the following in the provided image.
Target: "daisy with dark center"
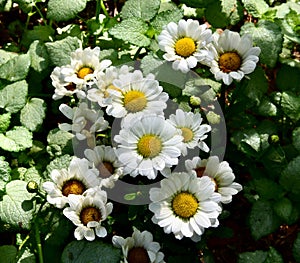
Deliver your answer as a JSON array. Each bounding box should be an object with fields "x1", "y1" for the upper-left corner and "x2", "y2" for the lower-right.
[
  {"x1": 149, "y1": 172, "x2": 221, "y2": 241},
  {"x1": 185, "y1": 156, "x2": 243, "y2": 204},
  {"x1": 42, "y1": 157, "x2": 99, "y2": 208},
  {"x1": 209, "y1": 29, "x2": 261, "y2": 85},
  {"x1": 58, "y1": 102, "x2": 109, "y2": 148},
  {"x1": 112, "y1": 227, "x2": 165, "y2": 263},
  {"x1": 84, "y1": 145, "x2": 123, "y2": 189},
  {"x1": 114, "y1": 114, "x2": 183, "y2": 179},
  {"x1": 105, "y1": 70, "x2": 168, "y2": 122},
  {"x1": 63, "y1": 189, "x2": 112, "y2": 241},
  {"x1": 167, "y1": 109, "x2": 211, "y2": 156},
  {"x1": 158, "y1": 19, "x2": 213, "y2": 73},
  {"x1": 50, "y1": 46, "x2": 112, "y2": 99}
]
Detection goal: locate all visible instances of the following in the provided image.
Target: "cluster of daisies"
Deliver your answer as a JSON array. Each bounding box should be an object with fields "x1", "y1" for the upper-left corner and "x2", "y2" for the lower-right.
[
  {"x1": 42, "y1": 18, "x2": 249, "y2": 262},
  {"x1": 158, "y1": 19, "x2": 261, "y2": 85}
]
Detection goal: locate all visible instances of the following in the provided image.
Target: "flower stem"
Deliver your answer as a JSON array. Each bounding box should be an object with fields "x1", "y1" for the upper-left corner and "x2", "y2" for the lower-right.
[
  {"x1": 35, "y1": 222, "x2": 44, "y2": 263},
  {"x1": 220, "y1": 83, "x2": 226, "y2": 111},
  {"x1": 100, "y1": 0, "x2": 109, "y2": 17},
  {"x1": 95, "y1": 0, "x2": 101, "y2": 23},
  {"x1": 133, "y1": 47, "x2": 143, "y2": 60}
]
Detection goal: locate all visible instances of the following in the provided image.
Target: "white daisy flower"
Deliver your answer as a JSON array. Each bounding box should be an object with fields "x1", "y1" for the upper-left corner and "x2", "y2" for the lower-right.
[
  {"x1": 87, "y1": 65, "x2": 133, "y2": 107},
  {"x1": 50, "y1": 47, "x2": 112, "y2": 99},
  {"x1": 58, "y1": 102, "x2": 109, "y2": 148},
  {"x1": 209, "y1": 29, "x2": 261, "y2": 85},
  {"x1": 63, "y1": 189, "x2": 113, "y2": 241},
  {"x1": 185, "y1": 156, "x2": 243, "y2": 204},
  {"x1": 149, "y1": 172, "x2": 221, "y2": 242},
  {"x1": 42, "y1": 157, "x2": 99, "y2": 209},
  {"x1": 114, "y1": 114, "x2": 183, "y2": 180},
  {"x1": 105, "y1": 70, "x2": 169, "y2": 120},
  {"x1": 157, "y1": 19, "x2": 213, "y2": 73},
  {"x1": 167, "y1": 109, "x2": 211, "y2": 156},
  {"x1": 112, "y1": 227, "x2": 165, "y2": 263},
  {"x1": 84, "y1": 145, "x2": 124, "y2": 189}
]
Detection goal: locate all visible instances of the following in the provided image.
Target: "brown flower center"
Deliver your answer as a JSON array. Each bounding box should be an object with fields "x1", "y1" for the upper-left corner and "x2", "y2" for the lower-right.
[
  {"x1": 80, "y1": 206, "x2": 102, "y2": 226},
  {"x1": 61, "y1": 179, "x2": 86, "y2": 196},
  {"x1": 127, "y1": 247, "x2": 150, "y2": 263},
  {"x1": 195, "y1": 167, "x2": 206, "y2": 177},
  {"x1": 219, "y1": 52, "x2": 242, "y2": 73},
  {"x1": 98, "y1": 161, "x2": 115, "y2": 178}
]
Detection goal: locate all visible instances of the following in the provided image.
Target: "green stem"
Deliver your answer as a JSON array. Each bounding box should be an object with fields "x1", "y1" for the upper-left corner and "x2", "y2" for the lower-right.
[
  {"x1": 220, "y1": 83, "x2": 226, "y2": 112},
  {"x1": 133, "y1": 47, "x2": 143, "y2": 60},
  {"x1": 100, "y1": 0, "x2": 109, "y2": 17},
  {"x1": 34, "y1": 3, "x2": 46, "y2": 25},
  {"x1": 95, "y1": 0, "x2": 101, "y2": 23},
  {"x1": 35, "y1": 222, "x2": 44, "y2": 263}
]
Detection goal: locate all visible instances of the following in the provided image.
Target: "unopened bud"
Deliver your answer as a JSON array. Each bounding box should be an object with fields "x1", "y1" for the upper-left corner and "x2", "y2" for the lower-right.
[
  {"x1": 26, "y1": 181, "x2": 39, "y2": 193},
  {"x1": 190, "y1": 96, "x2": 201, "y2": 106},
  {"x1": 206, "y1": 111, "x2": 221, "y2": 124}
]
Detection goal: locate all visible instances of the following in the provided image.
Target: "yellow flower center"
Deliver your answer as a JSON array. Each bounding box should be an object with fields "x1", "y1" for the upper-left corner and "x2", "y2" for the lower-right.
[
  {"x1": 137, "y1": 134, "x2": 162, "y2": 158},
  {"x1": 98, "y1": 161, "x2": 115, "y2": 178},
  {"x1": 123, "y1": 90, "x2": 147, "y2": 113},
  {"x1": 80, "y1": 206, "x2": 102, "y2": 226},
  {"x1": 61, "y1": 179, "x2": 86, "y2": 196},
  {"x1": 77, "y1": 67, "x2": 94, "y2": 79},
  {"x1": 219, "y1": 52, "x2": 242, "y2": 73},
  {"x1": 127, "y1": 247, "x2": 150, "y2": 263},
  {"x1": 175, "y1": 37, "x2": 196, "y2": 58},
  {"x1": 180, "y1": 127, "x2": 194, "y2": 143},
  {"x1": 172, "y1": 192, "x2": 198, "y2": 219}
]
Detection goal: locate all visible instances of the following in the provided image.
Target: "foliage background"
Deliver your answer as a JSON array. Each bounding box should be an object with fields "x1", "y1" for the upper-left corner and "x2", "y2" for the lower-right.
[{"x1": 0, "y1": 0, "x2": 300, "y2": 262}]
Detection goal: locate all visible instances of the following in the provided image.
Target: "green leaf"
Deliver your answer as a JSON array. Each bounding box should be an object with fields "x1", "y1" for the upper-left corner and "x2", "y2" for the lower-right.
[
  {"x1": 28, "y1": 41, "x2": 50, "y2": 73},
  {"x1": 220, "y1": 0, "x2": 243, "y2": 25},
  {"x1": 293, "y1": 127, "x2": 300, "y2": 152},
  {"x1": 241, "y1": 20, "x2": 283, "y2": 68},
  {"x1": 0, "y1": 126, "x2": 32, "y2": 152},
  {"x1": 121, "y1": 0, "x2": 160, "y2": 21},
  {"x1": 0, "y1": 158, "x2": 11, "y2": 192},
  {"x1": 281, "y1": 91, "x2": 300, "y2": 122},
  {"x1": 0, "y1": 180, "x2": 38, "y2": 230},
  {"x1": 265, "y1": 247, "x2": 284, "y2": 263},
  {"x1": 256, "y1": 97, "x2": 277, "y2": 116},
  {"x1": 273, "y1": 197, "x2": 293, "y2": 222},
  {"x1": 109, "y1": 17, "x2": 151, "y2": 47},
  {"x1": 0, "y1": 112, "x2": 11, "y2": 133},
  {"x1": 22, "y1": 26, "x2": 55, "y2": 48},
  {"x1": 241, "y1": 0, "x2": 269, "y2": 18},
  {"x1": 16, "y1": 247, "x2": 36, "y2": 263},
  {"x1": 247, "y1": 178, "x2": 284, "y2": 200},
  {"x1": 249, "y1": 200, "x2": 280, "y2": 240},
  {"x1": 241, "y1": 66, "x2": 268, "y2": 105},
  {"x1": 205, "y1": 1, "x2": 229, "y2": 28},
  {"x1": 61, "y1": 240, "x2": 121, "y2": 263},
  {"x1": 0, "y1": 49, "x2": 17, "y2": 66},
  {"x1": 0, "y1": 54, "x2": 30, "y2": 81},
  {"x1": 238, "y1": 250, "x2": 268, "y2": 263},
  {"x1": 20, "y1": 98, "x2": 46, "y2": 132},
  {"x1": 280, "y1": 156, "x2": 300, "y2": 196},
  {"x1": 0, "y1": 245, "x2": 17, "y2": 263},
  {"x1": 45, "y1": 155, "x2": 72, "y2": 178},
  {"x1": 178, "y1": 0, "x2": 215, "y2": 8},
  {"x1": 293, "y1": 232, "x2": 300, "y2": 263},
  {"x1": 276, "y1": 65, "x2": 300, "y2": 92},
  {"x1": 46, "y1": 129, "x2": 74, "y2": 157},
  {"x1": 20, "y1": 167, "x2": 42, "y2": 184},
  {"x1": 286, "y1": 10, "x2": 300, "y2": 36},
  {"x1": 47, "y1": 0, "x2": 87, "y2": 22},
  {"x1": 45, "y1": 36, "x2": 81, "y2": 67},
  {"x1": 0, "y1": 80, "x2": 28, "y2": 113},
  {"x1": 151, "y1": 8, "x2": 183, "y2": 34}
]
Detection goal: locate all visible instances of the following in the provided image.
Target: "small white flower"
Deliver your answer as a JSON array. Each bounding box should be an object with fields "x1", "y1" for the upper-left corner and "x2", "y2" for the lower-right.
[
  {"x1": 114, "y1": 114, "x2": 183, "y2": 180},
  {"x1": 58, "y1": 102, "x2": 109, "y2": 147},
  {"x1": 158, "y1": 19, "x2": 213, "y2": 73},
  {"x1": 209, "y1": 29, "x2": 261, "y2": 85},
  {"x1": 42, "y1": 157, "x2": 99, "y2": 209},
  {"x1": 87, "y1": 65, "x2": 133, "y2": 107},
  {"x1": 105, "y1": 70, "x2": 169, "y2": 121},
  {"x1": 112, "y1": 227, "x2": 165, "y2": 263},
  {"x1": 185, "y1": 156, "x2": 243, "y2": 204},
  {"x1": 149, "y1": 172, "x2": 221, "y2": 242},
  {"x1": 50, "y1": 46, "x2": 112, "y2": 99},
  {"x1": 167, "y1": 109, "x2": 211, "y2": 155},
  {"x1": 84, "y1": 145, "x2": 123, "y2": 189},
  {"x1": 63, "y1": 189, "x2": 113, "y2": 241}
]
